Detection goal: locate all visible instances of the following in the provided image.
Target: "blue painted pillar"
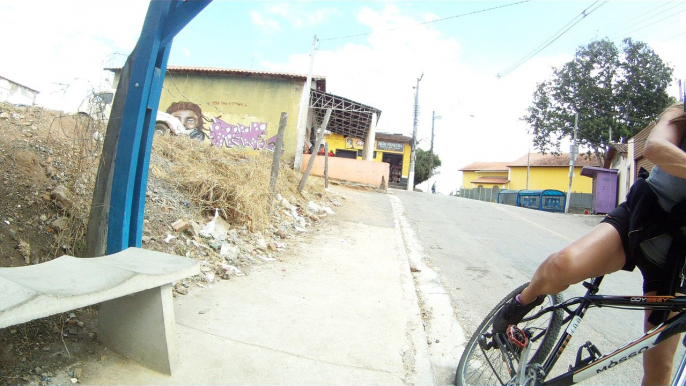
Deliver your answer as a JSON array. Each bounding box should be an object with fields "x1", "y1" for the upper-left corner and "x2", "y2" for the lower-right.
[{"x1": 107, "y1": 0, "x2": 211, "y2": 254}]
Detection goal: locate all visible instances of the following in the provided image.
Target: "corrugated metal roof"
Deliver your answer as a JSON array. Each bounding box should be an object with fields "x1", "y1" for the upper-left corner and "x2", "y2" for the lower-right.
[
  {"x1": 507, "y1": 153, "x2": 601, "y2": 167},
  {"x1": 459, "y1": 162, "x2": 509, "y2": 172}
]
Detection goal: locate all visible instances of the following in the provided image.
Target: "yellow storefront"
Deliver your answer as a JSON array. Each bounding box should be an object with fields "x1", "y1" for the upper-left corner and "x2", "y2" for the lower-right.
[{"x1": 323, "y1": 132, "x2": 411, "y2": 185}]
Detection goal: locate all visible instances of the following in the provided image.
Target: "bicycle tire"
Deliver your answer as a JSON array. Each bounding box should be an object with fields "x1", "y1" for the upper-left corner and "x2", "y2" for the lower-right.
[{"x1": 456, "y1": 282, "x2": 564, "y2": 386}]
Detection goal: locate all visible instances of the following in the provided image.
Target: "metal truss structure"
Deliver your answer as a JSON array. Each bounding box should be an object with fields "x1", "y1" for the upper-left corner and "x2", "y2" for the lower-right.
[{"x1": 310, "y1": 89, "x2": 382, "y2": 140}]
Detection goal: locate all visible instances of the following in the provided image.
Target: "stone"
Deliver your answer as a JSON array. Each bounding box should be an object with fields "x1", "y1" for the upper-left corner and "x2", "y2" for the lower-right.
[
  {"x1": 281, "y1": 198, "x2": 296, "y2": 211},
  {"x1": 142, "y1": 235, "x2": 152, "y2": 244},
  {"x1": 51, "y1": 185, "x2": 74, "y2": 210},
  {"x1": 51, "y1": 217, "x2": 69, "y2": 232},
  {"x1": 17, "y1": 240, "x2": 30, "y2": 264},
  {"x1": 309, "y1": 214, "x2": 320, "y2": 222},
  {"x1": 189, "y1": 221, "x2": 201, "y2": 238},
  {"x1": 174, "y1": 283, "x2": 188, "y2": 295},
  {"x1": 276, "y1": 229, "x2": 287, "y2": 239},
  {"x1": 255, "y1": 238, "x2": 268, "y2": 251},
  {"x1": 219, "y1": 244, "x2": 238, "y2": 260},
  {"x1": 171, "y1": 219, "x2": 190, "y2": 232}
]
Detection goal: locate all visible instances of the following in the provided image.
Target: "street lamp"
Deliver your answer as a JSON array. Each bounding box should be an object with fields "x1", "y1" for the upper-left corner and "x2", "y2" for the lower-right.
[
  {"x1": 407, "y1": 73, "x2": 424, "y2": 191},
  {"x1": 428, "y1": 111, "x2": 441, "y2": 193}
]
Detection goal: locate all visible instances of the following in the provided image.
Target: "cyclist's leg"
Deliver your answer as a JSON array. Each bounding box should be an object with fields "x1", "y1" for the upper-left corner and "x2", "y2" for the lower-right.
[
  {"x1": 642, "y1": 296, "x2": 681, "y2": 386},
  {"x1": 519, "y1": 223, "x2": 626, "y2": 304}
]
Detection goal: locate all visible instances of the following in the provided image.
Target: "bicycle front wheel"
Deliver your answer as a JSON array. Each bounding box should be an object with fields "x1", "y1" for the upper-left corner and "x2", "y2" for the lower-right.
[{"x1": 456, "y1": 282, "x2": 564, "y2": 386}]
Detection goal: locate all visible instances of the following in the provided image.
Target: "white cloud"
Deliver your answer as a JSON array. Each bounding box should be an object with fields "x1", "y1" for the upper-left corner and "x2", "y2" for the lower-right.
[
  {"x1": 250, "y1": 11, "x2": 281, "y2": 32},
  {"x1": 266, "y1": 4, "x2": 338, "y2": 29},
  {"x1": 0, "y1": 0, "x2": 146, "y2": 111},
  {"x1": 182, "y1": 48, "x2": 192, "y2": 58},
  {"x1": 263, "y1": 4, "x2": 570, "y2": 193}
]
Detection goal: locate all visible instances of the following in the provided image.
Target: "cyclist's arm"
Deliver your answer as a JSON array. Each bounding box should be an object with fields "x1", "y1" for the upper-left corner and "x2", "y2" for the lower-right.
[{"x1": 644, "y1": 109, "x2": 686, "y2": 179}]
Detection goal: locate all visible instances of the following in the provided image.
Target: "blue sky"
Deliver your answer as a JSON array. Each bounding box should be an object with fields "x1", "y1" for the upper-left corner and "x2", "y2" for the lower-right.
[{"x1": 1, "y1": 1, "x2": 685, "y2": 193}]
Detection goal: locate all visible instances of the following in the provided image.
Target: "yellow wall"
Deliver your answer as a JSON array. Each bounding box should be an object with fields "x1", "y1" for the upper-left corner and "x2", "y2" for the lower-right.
[
  {"x1": 462, "y1": 171, "x2": 509, "y2": 190},
  {"x1": 324, "y1": 134, "x2": 411, "y2": 178},
  {"x1": 508, "y1": 167, "x2": 592, "y2": 193},
  {"x1": 156, "y1": 73, "x2": 303, "y2": 159}
]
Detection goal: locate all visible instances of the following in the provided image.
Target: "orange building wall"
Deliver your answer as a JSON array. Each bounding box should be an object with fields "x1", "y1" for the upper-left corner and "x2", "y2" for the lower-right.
[{"x1": 301, "y1": 154, "x2": 389, "y2": 187}]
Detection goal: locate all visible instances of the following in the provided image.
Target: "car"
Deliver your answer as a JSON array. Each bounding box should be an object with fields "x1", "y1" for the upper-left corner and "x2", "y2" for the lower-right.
[{"x1": 154, "y1": 110, "x2": 206, "y2": 141}]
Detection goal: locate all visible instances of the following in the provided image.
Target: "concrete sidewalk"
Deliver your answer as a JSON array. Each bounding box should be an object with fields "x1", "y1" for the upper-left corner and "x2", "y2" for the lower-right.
[{"x1": 81, "y1": 188, "x2": 434, "y2": 385}]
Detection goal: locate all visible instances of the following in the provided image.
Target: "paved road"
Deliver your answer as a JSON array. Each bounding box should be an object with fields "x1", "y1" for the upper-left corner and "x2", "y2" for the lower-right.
[{"x1": 393, "y1": 190, "x2": 658, "y2": 385}]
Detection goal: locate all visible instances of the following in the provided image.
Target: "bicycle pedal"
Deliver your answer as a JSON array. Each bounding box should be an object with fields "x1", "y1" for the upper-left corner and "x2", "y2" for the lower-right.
[
  {"x1": 570, "y1": 341, "x2": 602, "y2": 371},
  {"x1": 507, "y1": 325, "x2": 528, "y2": 349}
]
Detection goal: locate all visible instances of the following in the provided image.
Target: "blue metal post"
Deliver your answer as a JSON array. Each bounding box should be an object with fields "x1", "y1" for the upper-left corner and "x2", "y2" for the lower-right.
[{"x1": 107, "y1": 0, "x2": 211, "y2": 254}]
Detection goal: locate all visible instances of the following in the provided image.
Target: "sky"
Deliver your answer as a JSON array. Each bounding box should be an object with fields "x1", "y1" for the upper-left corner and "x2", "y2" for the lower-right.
[{"x1": 1, "y1": 0, "x2": 685, "y2": 194}]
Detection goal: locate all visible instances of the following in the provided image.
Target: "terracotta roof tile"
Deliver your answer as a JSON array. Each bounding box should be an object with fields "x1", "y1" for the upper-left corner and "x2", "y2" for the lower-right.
[
  {"x1": 375, "y1": 132, "x2": 411, "y2": 143},
  {"x1": 105, "y1": 65, "x2": 326, "y2": 81},
  {"x1": 459, "y1": 162, "x2": 509, "y2": 172},
  {"x1": 507, "y1": 153, "x2": 601, "y2": 167}
]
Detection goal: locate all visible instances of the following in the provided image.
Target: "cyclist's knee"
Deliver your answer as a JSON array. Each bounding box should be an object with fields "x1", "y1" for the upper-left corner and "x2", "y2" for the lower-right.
[{"x1": 542, "y1": 249, "x2": 581, "y2": 284}]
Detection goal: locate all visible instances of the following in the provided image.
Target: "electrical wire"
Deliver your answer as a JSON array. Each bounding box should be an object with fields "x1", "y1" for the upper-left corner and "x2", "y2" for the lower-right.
[
  {"x1": 608, "y1": 6, "x2": 686, "y2": 41},
  {"x1": 597, "y1": 0, "x2": 677, "y2": 37},
  {"x1": 498, "y1": 0, "x2": 609, "y2": 79},
  {"x1": 320, "y1": 0, "x2": 532, "y2": 42},
  {"x1": 605, "y1": 1, "x2": 686, "y2": 40}
]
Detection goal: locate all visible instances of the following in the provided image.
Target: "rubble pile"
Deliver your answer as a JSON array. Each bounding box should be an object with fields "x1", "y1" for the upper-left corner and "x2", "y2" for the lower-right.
[{"x1": 0, "y1": 100, "x2": 343, "y2": 385}]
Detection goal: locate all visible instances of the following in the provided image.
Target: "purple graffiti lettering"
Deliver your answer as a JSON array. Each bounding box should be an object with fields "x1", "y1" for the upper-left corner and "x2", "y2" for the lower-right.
[{"x1": 208, "y1": 118, "x2": 274, "y2": 151}]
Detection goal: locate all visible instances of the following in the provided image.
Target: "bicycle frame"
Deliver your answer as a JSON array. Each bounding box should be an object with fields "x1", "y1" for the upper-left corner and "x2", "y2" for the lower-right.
[{"x1": 528, "y1": 276, "x2": 686, "y2": 386}]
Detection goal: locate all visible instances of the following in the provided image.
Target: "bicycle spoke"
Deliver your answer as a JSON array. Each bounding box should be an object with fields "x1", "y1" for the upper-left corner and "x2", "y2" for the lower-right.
[{"x1": 457, "y1": 286, "x2": 564, "y2": 386}]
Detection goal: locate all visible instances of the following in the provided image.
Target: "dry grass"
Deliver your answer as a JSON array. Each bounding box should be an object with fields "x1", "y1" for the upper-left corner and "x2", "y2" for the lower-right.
[{"x1": 150, "y1": 134, "x2": 326, "y2": 232}]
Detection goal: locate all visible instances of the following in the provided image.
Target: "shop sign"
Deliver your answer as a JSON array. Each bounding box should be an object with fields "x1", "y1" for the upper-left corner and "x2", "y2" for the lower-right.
[{"x1": 377, "y1": 141, "x2": 404, "y2": 152}]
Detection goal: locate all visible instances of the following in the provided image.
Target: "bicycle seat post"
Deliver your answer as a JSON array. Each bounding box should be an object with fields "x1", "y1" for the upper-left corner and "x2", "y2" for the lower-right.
[{"x1": 582, "y1": 276, "x2": 603, "y2": 295}]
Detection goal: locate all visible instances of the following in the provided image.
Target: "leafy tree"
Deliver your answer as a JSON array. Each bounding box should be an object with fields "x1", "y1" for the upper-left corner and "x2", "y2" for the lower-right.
[
  {"x1": 414, "y1": 148, "x2": 441, "y2": 187},
  {"x1": 522, "y1": 38, "x2": 675, "y2": 164}
]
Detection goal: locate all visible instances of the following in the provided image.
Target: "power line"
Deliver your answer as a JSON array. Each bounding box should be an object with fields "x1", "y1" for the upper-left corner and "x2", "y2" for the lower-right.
[
  {"x1": 605, "y1": 1, "x2": 686, "y2": 39},
  {"x1": 608, "y1": 6, "x2": 686, "y2": 41},
  {"x1": 660, "y1": 30, "x2": 686, "y2": 43},
  {"x1": 498, "y1": 0, "x2": 609, "y2": 79},
  {"x1": 598, "y1": 0, "x2": 676, "y2": 37},
  {"x1": 320, "y1": 0, "x2": 532, "y2": 42}
]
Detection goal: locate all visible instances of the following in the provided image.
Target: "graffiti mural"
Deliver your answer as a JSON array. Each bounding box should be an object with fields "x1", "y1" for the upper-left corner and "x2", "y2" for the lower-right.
[
  {"x1": 209, "y1": 118, "x2": 278, "y2": 151},
  {"x1": 159, "y1": 101, "x2": 277, "y2": 151}
]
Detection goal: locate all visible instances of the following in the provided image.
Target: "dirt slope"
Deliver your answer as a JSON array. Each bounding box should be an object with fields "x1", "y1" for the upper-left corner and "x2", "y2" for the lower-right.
[{"x1": 0, "y1": 101, "x2": 344, "y2": 385}]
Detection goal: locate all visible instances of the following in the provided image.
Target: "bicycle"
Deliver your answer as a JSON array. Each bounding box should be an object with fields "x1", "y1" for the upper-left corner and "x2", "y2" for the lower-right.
[{"x1": 455, "y1": 276, "x2": 686, "y2": 385}]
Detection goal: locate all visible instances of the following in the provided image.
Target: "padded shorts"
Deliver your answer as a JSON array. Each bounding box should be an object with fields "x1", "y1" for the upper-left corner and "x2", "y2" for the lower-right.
[{"x1": 600, "y1": 203, "x2": 683, "y2": 294}]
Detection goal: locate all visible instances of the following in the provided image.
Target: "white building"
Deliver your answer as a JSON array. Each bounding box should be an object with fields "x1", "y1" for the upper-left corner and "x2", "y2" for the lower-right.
[{"x1": 0, "y1": 75, "x2": 39, "y2": 106}]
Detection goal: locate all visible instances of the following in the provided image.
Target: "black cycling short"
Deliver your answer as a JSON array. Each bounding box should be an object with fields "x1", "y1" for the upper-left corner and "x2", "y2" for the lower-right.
[{"x1": 601, "y1": 202, "x2": 679, "y2": 294}]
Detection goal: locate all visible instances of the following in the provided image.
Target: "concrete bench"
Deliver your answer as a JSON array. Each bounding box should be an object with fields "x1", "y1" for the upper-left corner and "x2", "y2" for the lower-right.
[{"x1": 0, "y1": 247, "x2": 200, "y2": 374}]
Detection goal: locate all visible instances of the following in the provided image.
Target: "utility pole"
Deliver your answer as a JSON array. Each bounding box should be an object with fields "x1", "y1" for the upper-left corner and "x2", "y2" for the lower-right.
[
  {"x1": 526, "y1": 147, "x2": 530, "y2": 190},
  {"x1": 428, "y1": 111, "x2": 441, "y2": 193},
  {"x1": 407, "y1": 73, "x2": 423, "y2": 191},
  {"x1": 294, "y1": 35, "x2": 317, "y2": 171},
  {"x1": 565, "y1": 113, "x2": 578, "y2": 213}
]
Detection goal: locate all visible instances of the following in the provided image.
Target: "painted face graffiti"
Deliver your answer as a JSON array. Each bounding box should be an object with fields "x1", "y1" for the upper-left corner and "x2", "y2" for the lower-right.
[{"x1": 171, "y1": 109, "x2": 199, "y2": 130}]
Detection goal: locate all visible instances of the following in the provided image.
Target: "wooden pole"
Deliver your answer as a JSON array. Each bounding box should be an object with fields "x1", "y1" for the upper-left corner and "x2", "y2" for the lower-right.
[
  {"x1": 298, "y1": 108, "x2": 332, "y2": 193},
  {"x1": 324, "y1": 142, "x2": 329, "y2": 189},
  {"x1": 85, "y1": 46, "x2": 137, "y2": 257},
  {"x1": 268, "y1": 112, "x2": 288, "y2": 215}
]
